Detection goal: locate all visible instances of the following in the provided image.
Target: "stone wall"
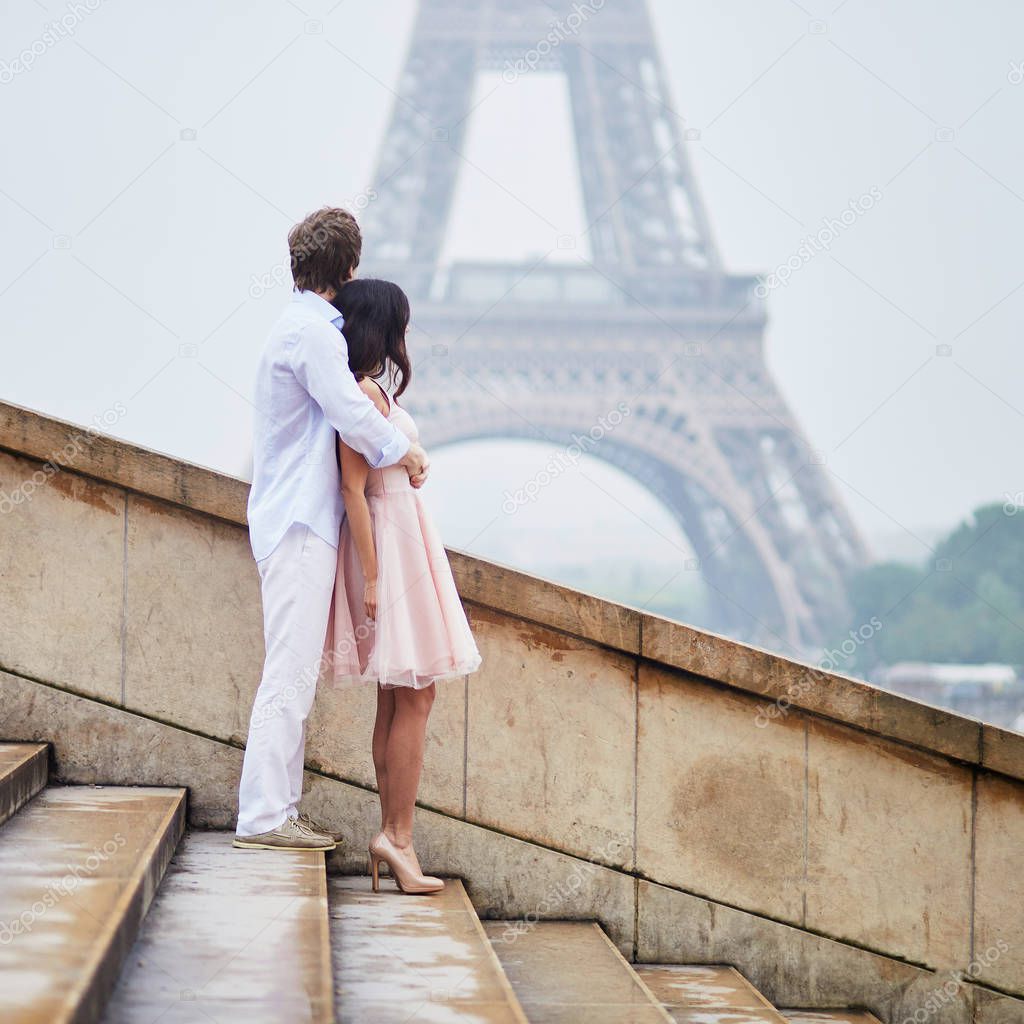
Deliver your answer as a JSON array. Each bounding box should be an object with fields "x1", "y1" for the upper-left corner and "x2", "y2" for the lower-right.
[{"x1": 1, "y1": 399, "x2": 1021, "y2": 1020}]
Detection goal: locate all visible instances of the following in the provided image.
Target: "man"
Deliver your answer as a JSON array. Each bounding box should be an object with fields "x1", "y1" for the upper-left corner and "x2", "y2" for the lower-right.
[{"x1": 234, "y1": 208, "x2": 429, "y2": 851}]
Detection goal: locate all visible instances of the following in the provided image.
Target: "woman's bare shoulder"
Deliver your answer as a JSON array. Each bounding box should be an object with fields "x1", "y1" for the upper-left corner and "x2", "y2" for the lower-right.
[{"x1": 356, "y1": 375, "x2": 390, "y2": 415}]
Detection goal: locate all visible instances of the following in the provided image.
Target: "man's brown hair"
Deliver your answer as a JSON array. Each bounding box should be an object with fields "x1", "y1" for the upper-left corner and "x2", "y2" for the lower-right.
[{"x1": 288, "y1": 207, "x2": 362, "y2": 294}]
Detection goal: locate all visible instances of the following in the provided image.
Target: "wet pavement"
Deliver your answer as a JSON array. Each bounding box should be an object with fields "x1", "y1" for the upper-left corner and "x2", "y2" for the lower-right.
[
  {"x1": 635, "y1": 964, "x2": 787, "y2": 1023},
  {"x1": 332, "y1": 874, "x2": 527, "y2": 1023},
  {"x1": 102, "y1": 830, "x2": 333, "y2": 1023},
  {"x1": 0, "y1": 785, "x2": 185, "y2": 1024},
  {"x1": 485, "y1": 919, "x2": 672, "y2": 1023}
]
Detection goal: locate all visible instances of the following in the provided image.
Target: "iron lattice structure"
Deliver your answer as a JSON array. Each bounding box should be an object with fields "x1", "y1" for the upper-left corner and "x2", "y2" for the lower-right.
[{"x1": 360, "y1": 0, "x2": 867, "y2": 648}]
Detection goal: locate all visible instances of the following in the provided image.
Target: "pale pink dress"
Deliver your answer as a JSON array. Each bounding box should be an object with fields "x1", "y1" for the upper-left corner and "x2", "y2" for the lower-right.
[{"x1": 323, "y1": 392, "x2": 481, "y2": 689}]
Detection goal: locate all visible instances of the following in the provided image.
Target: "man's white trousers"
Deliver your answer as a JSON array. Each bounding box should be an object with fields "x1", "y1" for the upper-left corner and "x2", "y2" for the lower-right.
[{"x1": 236, "y1": 524, "x2": 336, "y2": 836}]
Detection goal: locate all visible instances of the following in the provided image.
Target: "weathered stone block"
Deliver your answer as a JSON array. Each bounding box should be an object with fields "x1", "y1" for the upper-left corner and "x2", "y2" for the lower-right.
[
  {"x1": 637, "y1": 879, "x2": 971, "y2": 1024},
  {"x1": 464, "y1": 607, "x2": 635, "y2": 868},
  {"x1": 974, "y1": 773, "x2": 1024, "y2": 992},
  {"x1": 637, "y1": 663, "x2": 806, "y2": 921},
  {"x1": 0, "y1": 450, "x2": 124, "y2": 702},
  {"x1": 123, "y1": 494, "x2": 263, "y2": 742},
  {"x1": 805, "y1": 718, "x2": 973, "y2": 969}
]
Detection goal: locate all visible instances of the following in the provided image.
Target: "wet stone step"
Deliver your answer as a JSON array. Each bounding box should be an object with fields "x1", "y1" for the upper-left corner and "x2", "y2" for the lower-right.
[
  {"x1": 331, "y1": 875, "x2": 528, "y2": 1023},
  {"x1": 635, "y1": 964, "x2": 788, "y2": 1023},
  {"x1": 486, "y1": 919, "x2": 672, "y2": 1024},
  {"x1": 0, "y1": 742, "x2": 48, "y2": 827},
  {"x1": 102, "y1": 830, "x2": 333, "y2": 1023},
  {"x1": 0, "y1": 785, "x2": 185, "y2": 1024}
]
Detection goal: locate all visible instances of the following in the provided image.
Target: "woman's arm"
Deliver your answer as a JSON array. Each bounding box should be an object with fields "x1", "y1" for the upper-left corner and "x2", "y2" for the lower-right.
[{"x1": 339, "y1": 379, "x2": 389, "y2": 619}]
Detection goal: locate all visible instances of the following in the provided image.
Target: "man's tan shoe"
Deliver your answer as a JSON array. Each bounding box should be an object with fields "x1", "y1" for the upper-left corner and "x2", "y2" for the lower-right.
[
  {"x1": 233, "y1": 817, "x2": 336, "y2": 851},
  {"x1": 296, "y1": 812, "x2": 345, "y2": 845}
]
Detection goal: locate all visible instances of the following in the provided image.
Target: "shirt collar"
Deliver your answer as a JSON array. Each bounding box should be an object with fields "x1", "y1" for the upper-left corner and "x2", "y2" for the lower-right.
[{"x1": 294, "y1": 289, "x2": 344, "y2": 327}]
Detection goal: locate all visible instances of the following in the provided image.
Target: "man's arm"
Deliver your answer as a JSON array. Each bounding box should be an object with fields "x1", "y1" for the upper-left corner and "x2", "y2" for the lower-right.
[{"x1": 290, "y1": 322, "x2": 427, "y2": 478}]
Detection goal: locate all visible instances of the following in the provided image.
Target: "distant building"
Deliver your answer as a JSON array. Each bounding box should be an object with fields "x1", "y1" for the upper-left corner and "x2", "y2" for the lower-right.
[{"x1": 874, "y1": 662, "x2": 1023, "y2": 730}]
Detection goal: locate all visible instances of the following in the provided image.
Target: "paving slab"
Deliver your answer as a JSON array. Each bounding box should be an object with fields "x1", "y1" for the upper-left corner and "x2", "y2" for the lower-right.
[
  {"x1": 0, "y1": 785, "x2": 185, "y2": 1024},
  {"x1": 102, "y1": 830, "x2": 333, "y2": 1023},
  {"x1": 332, "y1": 875, "x2": 527, "y2": 1023},
  {"x1": 486, "y1": 919, "x2": 672, "y2": 1023},
  {"x1": 637, "y1": 964, "x2": 787, "y2": 1023}
]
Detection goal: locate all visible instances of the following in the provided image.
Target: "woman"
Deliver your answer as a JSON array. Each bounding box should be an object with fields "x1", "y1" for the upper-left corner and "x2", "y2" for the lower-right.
[{"x1": 324, "y1": 278, "x2": 481, "y2": 895}]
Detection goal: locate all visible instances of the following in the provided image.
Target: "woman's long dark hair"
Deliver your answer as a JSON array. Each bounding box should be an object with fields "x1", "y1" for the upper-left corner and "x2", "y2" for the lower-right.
[{"x1": 332, "y1": 278, "x2": 412, "y2": 399}]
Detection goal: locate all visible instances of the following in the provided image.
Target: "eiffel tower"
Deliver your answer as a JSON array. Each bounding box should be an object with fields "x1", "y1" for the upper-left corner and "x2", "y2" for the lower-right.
[{"x1": 359, "y1": 0, "x2": 867, "y2": 649}]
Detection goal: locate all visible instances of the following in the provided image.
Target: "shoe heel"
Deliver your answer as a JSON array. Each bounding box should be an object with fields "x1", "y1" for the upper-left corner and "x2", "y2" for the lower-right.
[{"x1": 370, "y1": 852, "x2": 381, "y2": 893}]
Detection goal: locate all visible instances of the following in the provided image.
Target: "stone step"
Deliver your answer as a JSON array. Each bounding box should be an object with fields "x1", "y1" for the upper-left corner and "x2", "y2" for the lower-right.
[
  {"x1": 635, "y1": 964, "x2": 788, "y2": 1023},
  {"x1": 782, "y1": 1013, "x2": 883, "y2": 1024},
  {"x1": 0, "y1": 742, "x2": 48, "y2": 826},
  {"x1": 102, "y1": 830, "x2": 334, "y2": 1023},
  {"x1": 331, "y1": 875, "x2": 528, "y2": 1022},
  {"x1": 484, "y1": 920, "x2": 673, "y2": 1023},
  {"x1": 0, "y1": 785, "x2": 185, "y2": 1024}
]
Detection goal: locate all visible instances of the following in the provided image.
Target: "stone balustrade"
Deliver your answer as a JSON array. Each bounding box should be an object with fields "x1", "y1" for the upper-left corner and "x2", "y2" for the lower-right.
[{"x1": 0, "y1": 398, "x2": 1020, "y2": 1023}]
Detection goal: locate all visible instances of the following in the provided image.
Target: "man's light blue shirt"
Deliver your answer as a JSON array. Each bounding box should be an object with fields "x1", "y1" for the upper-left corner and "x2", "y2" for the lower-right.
[{"x1": 247, "y1": 289, "x2": 410, "y2": 562}]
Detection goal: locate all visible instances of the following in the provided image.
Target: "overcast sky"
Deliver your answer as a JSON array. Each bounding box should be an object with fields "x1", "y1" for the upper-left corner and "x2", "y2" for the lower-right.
[{"x1": 2, "y1": 0, "x2": 1022, "y2": 587}]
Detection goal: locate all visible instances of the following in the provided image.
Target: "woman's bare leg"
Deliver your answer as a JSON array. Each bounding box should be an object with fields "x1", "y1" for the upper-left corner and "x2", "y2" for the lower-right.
[
  {"x1": 382, "y1": 684, "x2": 436, "y2": 848},
  {"x1": 372, "y1": 685, "x2": 397, "y2": 831}
]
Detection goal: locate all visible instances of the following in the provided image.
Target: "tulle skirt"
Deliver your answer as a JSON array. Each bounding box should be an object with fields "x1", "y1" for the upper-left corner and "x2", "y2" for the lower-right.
[{"x1": 323, "y1": 491, "x2": 481, "y2": 689}]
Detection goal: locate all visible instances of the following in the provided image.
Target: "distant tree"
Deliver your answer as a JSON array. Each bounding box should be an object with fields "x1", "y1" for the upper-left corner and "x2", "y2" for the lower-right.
[{"x1": 829, "y1": 503, "x2": 1024, "y2": 673}]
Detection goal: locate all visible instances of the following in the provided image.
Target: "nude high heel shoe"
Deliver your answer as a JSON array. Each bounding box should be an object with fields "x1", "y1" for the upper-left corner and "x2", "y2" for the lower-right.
[{"x1": 368, "y1": 833, "x2": 444, "y2": 894}]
